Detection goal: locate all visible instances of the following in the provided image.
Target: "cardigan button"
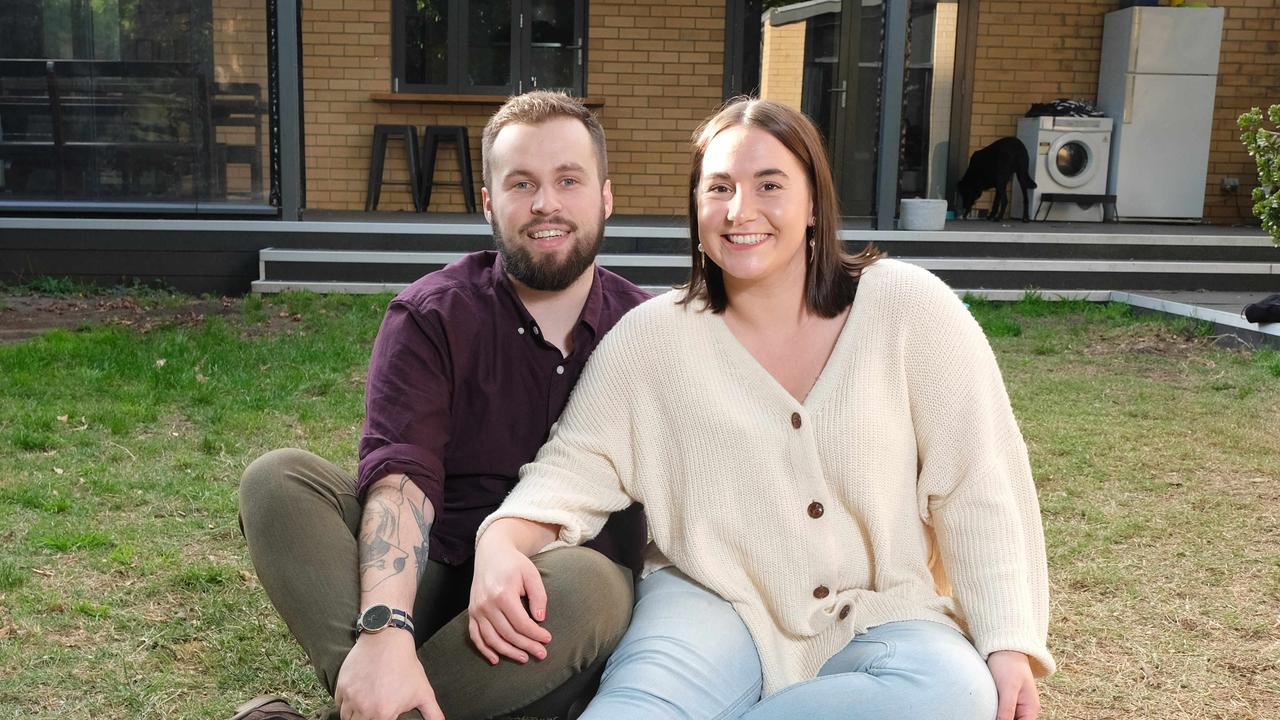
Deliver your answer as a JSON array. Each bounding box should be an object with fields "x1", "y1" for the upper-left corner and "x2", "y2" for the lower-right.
[
  {"x1": 813, "y1": 585, "x2": 830, "y2": 599},
  {"x1": 807, "y1": 501, "x2": 824, "y2": 519},
  {"x1": 790, "y1": 412, "x2": 802, "y2": 429},
  {"x1": 838, "y1": 604, "x2": 851, "y2": 620}
]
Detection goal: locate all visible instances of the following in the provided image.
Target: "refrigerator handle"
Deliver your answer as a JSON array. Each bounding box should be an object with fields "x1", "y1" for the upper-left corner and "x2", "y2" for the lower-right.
[
  {"x1": 1124, "y1": 75, "x2": 1134, "y2": 125},
  {"x1": 1129, "y1": 9, "x2": 1141, "y2": 72}
]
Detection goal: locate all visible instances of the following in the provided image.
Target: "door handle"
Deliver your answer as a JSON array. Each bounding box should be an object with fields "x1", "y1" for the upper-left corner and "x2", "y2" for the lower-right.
[{"x1": 829, "y1": 80, "x2": 847, "y2": 109}]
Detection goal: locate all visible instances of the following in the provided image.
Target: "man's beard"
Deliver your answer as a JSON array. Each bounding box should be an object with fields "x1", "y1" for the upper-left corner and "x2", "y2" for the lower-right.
[{"x1": 494, "y1": 211, "x2": 606, "y2": 291}]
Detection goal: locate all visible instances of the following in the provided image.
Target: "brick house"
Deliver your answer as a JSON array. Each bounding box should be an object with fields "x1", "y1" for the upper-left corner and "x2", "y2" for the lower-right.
[
  {"x1": 1, "y1": 0, "x2": 1277, "y2": 293},
  {"x1": 293, "y1": 0, "x2": 1278, "y2": 224}
]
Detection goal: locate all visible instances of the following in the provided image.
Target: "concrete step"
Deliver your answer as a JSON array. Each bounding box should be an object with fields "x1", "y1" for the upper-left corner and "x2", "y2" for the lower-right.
[{"x1": 255, "y1": 247, "x2": 1280, "y2": 293}]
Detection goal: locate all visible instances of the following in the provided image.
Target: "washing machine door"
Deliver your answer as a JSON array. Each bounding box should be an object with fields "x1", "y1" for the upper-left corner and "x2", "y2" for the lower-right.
[{"x1": 1046, "y1": 132, "x2": 1099, "y2": 189}]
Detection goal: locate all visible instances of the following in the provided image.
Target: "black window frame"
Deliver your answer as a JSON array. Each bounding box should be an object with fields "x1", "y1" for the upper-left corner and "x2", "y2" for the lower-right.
[{"x1": 391, "y1": 0, "x2": 587, "y2": 96}]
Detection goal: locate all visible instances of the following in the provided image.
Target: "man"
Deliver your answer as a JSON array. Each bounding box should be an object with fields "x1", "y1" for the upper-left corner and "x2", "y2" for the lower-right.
[{"x1": 236, "y1": 91, "x2": 648, "y2": 720}]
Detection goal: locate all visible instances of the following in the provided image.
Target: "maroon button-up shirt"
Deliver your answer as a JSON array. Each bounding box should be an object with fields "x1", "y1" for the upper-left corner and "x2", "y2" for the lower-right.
[{"x1": 358, "y1": 251, "x2": 651, "y2": 573}]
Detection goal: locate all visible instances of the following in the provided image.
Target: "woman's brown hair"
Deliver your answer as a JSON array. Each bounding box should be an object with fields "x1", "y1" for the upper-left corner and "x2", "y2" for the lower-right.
[{"x1": 679, "y1": 98, "x2": 883, "y2": 317}]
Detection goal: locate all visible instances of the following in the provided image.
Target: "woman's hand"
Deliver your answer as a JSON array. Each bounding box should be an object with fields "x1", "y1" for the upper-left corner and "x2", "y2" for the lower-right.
[
  {"x1": 468, "y1": 518, "x2": 558, "y2": 665},
  {"x1": 987, "y1": 650, "x2": 1040, "y2": 720}
]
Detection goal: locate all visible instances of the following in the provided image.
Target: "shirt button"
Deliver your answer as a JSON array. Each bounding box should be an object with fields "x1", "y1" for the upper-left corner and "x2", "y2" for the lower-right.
[
  {"x1": 838, "y1": 604, "x2": 851, "y2": 620},
  {"x1": 807, "y1": 501, "x2": 824, "y2": 519},
  {"x1": 517, "y1": 327, "x2": 525, "y2": 335},
  {"x1": 790, "y1": 412, "x2": 802, "y2": 429},
  {"x1": 813, "y1": 585, "x2": 830, "y2": 599},
  {"x1": 532, "y1": 326, "x2": 541, "y2": 335},
  {"x1": 555, "y1": 365, "x2": 565, "y2": 375}
]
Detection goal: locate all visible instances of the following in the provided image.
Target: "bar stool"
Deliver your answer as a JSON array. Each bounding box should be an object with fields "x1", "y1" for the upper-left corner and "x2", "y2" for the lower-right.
[
  {"x1": 419, "y1": 125, "x2": 477, "y2": 213},
  {"x1": 366, "y1": 124, "x2": 423, "y2": 212}
]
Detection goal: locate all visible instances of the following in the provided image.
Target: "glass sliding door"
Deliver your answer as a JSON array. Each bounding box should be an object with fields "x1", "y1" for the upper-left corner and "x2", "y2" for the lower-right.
[
  {"x1": 0, "y1": 0, "x2": 269, "y2": 210},
  {"x1": 758, "y1": 0, "x2": 952, "y2": 218}
]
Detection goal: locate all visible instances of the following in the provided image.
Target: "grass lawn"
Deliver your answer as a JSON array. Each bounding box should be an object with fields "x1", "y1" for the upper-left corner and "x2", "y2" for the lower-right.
[{"x1": 0, "y1": 288, "x2": 1277, "y2": 719}]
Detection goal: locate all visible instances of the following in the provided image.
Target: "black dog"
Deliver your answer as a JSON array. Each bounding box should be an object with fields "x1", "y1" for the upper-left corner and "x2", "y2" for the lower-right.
[{"x1": 956, "y1": 137, "x2": 1036, "y2": 222}]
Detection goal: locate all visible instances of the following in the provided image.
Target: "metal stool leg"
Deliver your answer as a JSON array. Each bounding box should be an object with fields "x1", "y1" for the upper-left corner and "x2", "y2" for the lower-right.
[
  {"x1": 420, "y1": 130, "x2": 439, "y2": 212},
  {"x1": 405, "y1": 129, "x2": 423, "y2": 213},
  {"x1": 366, "y1": 129, "x2": 389, "y2": 211},
  {"x1": 455, "y1": 129, "x2": 476, "y2": 213}
]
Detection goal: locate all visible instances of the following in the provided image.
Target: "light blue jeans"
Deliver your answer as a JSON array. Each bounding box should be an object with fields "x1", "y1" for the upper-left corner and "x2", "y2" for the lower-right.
[
  {"x1": 739, "y1": 618, "x2": 998, "y2": 719},
  {"x1": 578, "y1": 567, "x2": 763, "y2": 719},
  {"x1": 581, "y1": 567, "x2": 998, "y2": 720}
]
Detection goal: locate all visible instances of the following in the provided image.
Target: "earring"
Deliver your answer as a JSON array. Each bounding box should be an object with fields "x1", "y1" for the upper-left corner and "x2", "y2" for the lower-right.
[
  {"x1": 697, "y1": 242, "x2": 705, "y2": 267},
  {"x1": 809, "y1": 239, "x2": 816, "y2": 248}
]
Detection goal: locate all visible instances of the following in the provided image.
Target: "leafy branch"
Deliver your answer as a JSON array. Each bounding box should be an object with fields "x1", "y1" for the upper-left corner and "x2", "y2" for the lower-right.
[{"x1": 1239, "y1": 105, "x2": 1280, "y2": 245}]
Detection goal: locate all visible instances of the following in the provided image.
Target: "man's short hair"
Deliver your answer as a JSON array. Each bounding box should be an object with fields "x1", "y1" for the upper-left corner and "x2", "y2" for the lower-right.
[{"x1": 481, "y1": 91, "x2": 608, "y2": 187}]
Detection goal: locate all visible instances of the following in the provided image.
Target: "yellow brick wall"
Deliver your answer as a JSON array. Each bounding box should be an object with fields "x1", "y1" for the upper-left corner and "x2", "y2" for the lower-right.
[
  {"x1": 299, "y1": 0, "x2": 725, "y2": 215},
  {"x1": 967, "y1": 0, "x2": 1280, "y2": 224},
  {"x1": 587, "y1": 0, "x2": 726, "y2": 215},
  {"x1": 759, "y1": 20, "x2": 805, "y2": 112}
]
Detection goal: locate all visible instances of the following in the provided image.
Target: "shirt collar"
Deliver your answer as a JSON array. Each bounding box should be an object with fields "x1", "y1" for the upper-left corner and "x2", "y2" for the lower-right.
[{"x1": 490, "y1": 250, "x2": 604, "y2": 338}]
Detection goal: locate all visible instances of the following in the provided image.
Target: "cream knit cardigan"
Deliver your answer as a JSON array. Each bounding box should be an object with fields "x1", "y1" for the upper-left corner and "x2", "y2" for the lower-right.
[{"x1": 479, "y1": 259, "x2": 1055, "y2": 696}]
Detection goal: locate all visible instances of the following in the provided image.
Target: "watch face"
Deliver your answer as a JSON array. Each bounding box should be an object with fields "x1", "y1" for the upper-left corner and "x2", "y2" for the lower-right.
[{"x1": 362, "y1": 604, "x2": 392, "y2": 630}]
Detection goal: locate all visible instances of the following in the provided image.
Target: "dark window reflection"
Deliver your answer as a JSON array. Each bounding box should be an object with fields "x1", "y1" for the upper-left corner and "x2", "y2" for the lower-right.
[
  {"x1": 0, "y1": 0, "x2": 266, "y2": 206},
  {"x1": 405, "y1": 0, "x2": 448, "y2": 86},
  {"x1": 528, "y1": 0, "x2": 574, "y2": 90},
  {"x1": 468, "y1": 0, "x2": 511, "y2": 87},
  {"x1": 397, "y1": 0, "x2": 584, "y2": 95}
]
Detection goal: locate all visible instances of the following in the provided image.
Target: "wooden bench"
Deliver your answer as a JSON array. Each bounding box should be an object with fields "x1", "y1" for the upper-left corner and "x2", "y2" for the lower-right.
[{"x1": 1034, "y1": 192, "x2": 1118, "y2": 222}]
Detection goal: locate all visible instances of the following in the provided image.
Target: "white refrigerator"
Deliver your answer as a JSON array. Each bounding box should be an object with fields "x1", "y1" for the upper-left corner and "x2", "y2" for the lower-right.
[{"x1": 1096, "y1": 6, "x2": 1224, "y2": 222}]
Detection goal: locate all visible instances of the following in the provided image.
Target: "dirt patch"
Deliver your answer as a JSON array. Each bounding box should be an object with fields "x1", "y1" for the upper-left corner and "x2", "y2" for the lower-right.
[
  {"x1": 1081, "y1": 322, "x2": 1215, "y2": 358},
  {"x1": 0, "y1": 295, "x2": 238, "y2": 344}
]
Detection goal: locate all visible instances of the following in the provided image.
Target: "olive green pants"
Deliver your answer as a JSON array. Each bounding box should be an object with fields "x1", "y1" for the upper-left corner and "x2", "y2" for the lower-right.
[{"x1": 239, "y1": 448, "x2": 634, "y2": 720}]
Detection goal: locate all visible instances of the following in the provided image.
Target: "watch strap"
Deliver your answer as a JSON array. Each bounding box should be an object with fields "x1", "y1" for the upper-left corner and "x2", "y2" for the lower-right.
[{"x1": 385, "y1": 608, "x2": 415, "y2": 634}]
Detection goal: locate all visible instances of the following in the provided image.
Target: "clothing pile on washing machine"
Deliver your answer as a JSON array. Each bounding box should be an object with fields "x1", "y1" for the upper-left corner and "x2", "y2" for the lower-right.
[{"x1": 1024, "y1": 99, "x2": 1105, "y2": 119}]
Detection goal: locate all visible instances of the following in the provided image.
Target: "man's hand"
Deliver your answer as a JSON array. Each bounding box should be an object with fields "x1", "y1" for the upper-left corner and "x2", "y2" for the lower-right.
[
  {"x1": 987, "y1": 650, "x2": 1040, "y2": 720},
  {"x1": 469, "y1": 526, "x2": 554, "y2": 665},
  {"x1": 335, "y1": 630, "x2": 445, "y2": 720}
]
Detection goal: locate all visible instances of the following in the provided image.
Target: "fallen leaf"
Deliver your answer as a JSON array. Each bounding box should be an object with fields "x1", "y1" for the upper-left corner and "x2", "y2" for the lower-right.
[
  {"x1": 155, "y1": 358, "x2": 167, "y2": 368},
  {"x1": 170, "y1": 431, "x2": 180, "y2": 437},
  {"x1": 32, "y1": 568, "x2": 53, "y2": 578},
  {"x1": 56, "y1": 415, "x2": 68, "y2": 423},
  {"x1": 53, "y1": 468, "x2": 64, "y2": 475},
  {"x1": 195, "y1": 373, "x2": 208, "y2": 384},
  {"x1": 0, "y1": 623, "x2": 18, "y2": 638}
]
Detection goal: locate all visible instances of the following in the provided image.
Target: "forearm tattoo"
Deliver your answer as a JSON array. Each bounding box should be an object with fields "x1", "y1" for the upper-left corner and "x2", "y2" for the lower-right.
[{"x1": 358, "y1": 476, "x2": 433, "y2": 596}]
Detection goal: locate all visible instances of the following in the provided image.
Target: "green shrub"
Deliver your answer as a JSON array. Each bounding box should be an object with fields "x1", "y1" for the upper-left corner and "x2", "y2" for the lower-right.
[{"x1": 1239, "y1": 105, "x2": 1280, "y2": 245}]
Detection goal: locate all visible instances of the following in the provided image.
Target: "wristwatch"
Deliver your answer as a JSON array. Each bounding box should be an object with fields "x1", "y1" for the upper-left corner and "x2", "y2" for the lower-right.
[{"x1": 355, "y1": 603, "x2": 416, "y2": 635}]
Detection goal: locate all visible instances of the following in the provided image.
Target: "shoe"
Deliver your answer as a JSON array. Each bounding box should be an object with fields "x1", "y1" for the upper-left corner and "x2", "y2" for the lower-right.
[{"x1": 231, "y1": 695, "x2": 308, "y2": 720}]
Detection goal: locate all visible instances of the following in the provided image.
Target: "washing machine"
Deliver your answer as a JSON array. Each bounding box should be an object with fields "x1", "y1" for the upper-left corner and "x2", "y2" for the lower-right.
[{"x1": 1013, "y1": 116, "x2": 1113, "y2": 222}]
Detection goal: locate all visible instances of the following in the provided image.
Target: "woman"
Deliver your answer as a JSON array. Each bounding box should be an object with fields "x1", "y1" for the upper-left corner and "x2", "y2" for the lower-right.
[{"x1": 469, "y1": 99, "x2": 1055, "y2": 719}]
